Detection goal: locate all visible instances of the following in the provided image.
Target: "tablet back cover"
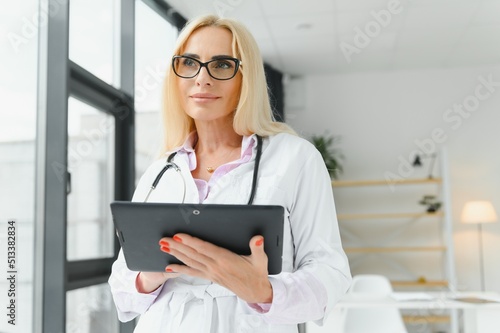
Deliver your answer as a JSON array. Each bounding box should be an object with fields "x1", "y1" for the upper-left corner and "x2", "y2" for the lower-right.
[{"x1": 111, "y1": 202, "x2": 284, "y2": 274}]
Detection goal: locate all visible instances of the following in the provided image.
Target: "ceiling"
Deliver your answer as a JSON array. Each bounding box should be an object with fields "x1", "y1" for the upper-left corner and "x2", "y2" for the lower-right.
[{"x1": 164, "y1": 0, "x2": 500, "y2": 75}]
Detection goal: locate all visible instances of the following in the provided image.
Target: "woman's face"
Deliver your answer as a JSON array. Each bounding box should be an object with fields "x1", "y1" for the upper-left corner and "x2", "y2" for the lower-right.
[{"x1": 176, "y1": 26, "x2": 242, "y2": 124}]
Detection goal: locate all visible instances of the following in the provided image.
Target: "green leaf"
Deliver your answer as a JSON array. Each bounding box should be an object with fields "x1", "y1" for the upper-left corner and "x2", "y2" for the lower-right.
[{"x1": 310, "y1": 133, "x2": 344, "y2": 179}]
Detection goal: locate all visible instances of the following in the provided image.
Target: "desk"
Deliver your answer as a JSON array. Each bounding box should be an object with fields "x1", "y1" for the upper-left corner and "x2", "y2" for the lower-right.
[{"x1": 306, "y1": 292, "x2": 500, "y2": 333}]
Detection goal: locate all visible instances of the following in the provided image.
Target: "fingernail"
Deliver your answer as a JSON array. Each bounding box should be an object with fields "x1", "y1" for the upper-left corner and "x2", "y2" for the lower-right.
[
  {"x1": 165, "y1": 267, "x2": 173, "y2": 273},
  {"x1": 160, "y1": 246, "x2": 170, "y2": 253},
  {"x1": 255, "y1": 238, "x2": 264, "y2": 246},
  {"x1": 173, "y1": 235, "x2": 182, "y2": 243},
  {"x1": 159, "y1": 240, "x2": 169, "y2": 247}
]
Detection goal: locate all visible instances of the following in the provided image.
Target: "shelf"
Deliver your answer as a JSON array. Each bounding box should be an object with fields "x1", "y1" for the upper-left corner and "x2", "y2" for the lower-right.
[
  {"x1": 333, "y1": 152, "x2": 457, "y2": 330},
  {"x1": 332, "y1": 178, "x2": 442, "y2": 187},
  {"x1": 392, "y1": 280, "x2": 449, "y2": 287},
  {"x1": 338, "y1": 212, "x2": 444, "y2": 220},
  {"x1": 345, "y1": 246, "x2": 447, "y2": 253},
  {"x1": 403, "y1": 315, "x2": 450, "y2": 324}
]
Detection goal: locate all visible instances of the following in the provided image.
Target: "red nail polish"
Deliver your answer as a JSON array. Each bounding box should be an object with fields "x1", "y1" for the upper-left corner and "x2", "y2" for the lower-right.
[
  {"x1": 173, "y1": 235, "x2": 182, "y2": 243},
  {"x1": 255, "y1": 239, "x2": 264, "y2": 246},
  {"x1": 160, "y1": 246, "x2": 170, "y2": 253},
  {"x1": 166, "y1": 267, "x2": 173, "y2": 273},
  {"x1": 159, "y1": 240, "x2": 169, "y2": 247}
]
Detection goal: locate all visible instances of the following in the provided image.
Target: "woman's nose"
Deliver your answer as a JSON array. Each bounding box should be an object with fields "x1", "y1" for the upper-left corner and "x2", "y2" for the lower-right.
[{"x1": 195, "y1": 66, "x2": 213, "y2": 86}]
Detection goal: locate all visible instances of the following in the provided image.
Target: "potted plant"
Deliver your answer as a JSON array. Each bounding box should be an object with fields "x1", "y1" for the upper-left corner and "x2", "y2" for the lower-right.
[
  {"x1": 419, "y1": 195, "x2": 442, "y2": 213},
  {"x1": 310, "y1": 133, "x2": 344, "y2": 179}
]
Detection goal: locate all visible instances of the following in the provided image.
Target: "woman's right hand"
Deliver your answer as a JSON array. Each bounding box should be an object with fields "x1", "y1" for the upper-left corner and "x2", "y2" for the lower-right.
[{"x1": 136, "y1": 271, "x2": 180, "y2": 294}]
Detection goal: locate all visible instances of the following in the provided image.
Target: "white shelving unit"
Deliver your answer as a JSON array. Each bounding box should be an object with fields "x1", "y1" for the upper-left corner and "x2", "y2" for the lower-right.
[{"x1": 332, "y1": 149, "x2": 458, "y2": 332}]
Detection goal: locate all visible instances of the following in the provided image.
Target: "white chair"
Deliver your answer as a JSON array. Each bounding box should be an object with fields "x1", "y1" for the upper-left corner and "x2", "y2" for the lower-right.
[{"x1": 341, "y1": 274, "x2": 408, "y2": 333}]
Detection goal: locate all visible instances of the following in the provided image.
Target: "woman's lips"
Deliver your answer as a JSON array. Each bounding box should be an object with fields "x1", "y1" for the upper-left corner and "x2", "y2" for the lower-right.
[{"x1": 190, "y1": 93, "x2": 220, "y2": 102}]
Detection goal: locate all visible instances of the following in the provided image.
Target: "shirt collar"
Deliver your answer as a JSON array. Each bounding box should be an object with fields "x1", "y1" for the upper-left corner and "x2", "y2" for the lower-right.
[
  {"x1": 240, "y1": 133, "x2": 257, "y2": 159},
  {"x1": 169, "y1": 131, "x2": 257, "y2": 159}
]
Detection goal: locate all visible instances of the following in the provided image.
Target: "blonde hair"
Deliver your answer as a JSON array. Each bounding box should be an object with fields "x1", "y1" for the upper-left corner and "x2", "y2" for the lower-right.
[{"x1": 160, "y1": 14, "x2": 296, "y2": 154}]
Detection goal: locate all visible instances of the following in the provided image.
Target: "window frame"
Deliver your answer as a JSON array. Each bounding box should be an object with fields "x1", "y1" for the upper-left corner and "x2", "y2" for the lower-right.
[{"x1": 35, "y1": 1, "x2": 135, "y2": 332}]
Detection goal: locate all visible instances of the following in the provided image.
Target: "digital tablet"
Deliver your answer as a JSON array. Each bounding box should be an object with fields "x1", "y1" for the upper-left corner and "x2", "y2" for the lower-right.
[{"x1": 110, "y1": 201, "x2": 285, "y2": 275}]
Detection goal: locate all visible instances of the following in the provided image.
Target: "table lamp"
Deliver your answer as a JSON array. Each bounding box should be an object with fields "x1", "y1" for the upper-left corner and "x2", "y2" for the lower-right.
[{"x1": 461, "y1": 200, "x2": 498, "y2": 291}]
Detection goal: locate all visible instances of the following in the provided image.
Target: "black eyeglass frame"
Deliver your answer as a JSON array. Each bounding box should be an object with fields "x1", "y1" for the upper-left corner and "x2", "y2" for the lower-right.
[{"x1": 172, "y1": 55, "x2": 242, "y2": 81}]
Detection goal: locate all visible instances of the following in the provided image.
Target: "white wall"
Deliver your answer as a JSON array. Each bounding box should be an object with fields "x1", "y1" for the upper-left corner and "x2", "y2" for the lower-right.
[{"x1": 286, "y1": 65, "x2": 500, "y2": 293}]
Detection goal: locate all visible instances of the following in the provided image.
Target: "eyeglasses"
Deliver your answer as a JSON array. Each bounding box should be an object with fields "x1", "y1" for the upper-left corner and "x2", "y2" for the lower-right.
[{"x1": 172, "y1": 55, "x2": 241, "y2": 80}]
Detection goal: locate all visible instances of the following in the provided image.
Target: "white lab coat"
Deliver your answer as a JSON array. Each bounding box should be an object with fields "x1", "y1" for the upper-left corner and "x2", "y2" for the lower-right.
[{"x1": 109, "y1": 133, "x2": 351, "y2": 333}]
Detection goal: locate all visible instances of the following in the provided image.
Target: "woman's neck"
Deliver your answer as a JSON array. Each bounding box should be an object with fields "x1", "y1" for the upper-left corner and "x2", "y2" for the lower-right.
[
  {"x1": 194, "y1": 120, "x2": 242, "y2": 153},
  {"x1": 191, "y1": 120, "x2": 243, "y2": 180}
]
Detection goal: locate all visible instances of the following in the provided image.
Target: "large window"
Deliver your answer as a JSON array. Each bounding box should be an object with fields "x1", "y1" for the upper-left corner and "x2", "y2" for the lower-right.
[
  {"x1": 65, "y1": 0, "x2": 131, "y2": 332},
  {"x1": 67, "y1": 97, "x2": 115, "y2": 261},
  {"x1": 66, "y1": 283, "x2": 118, "y2": 333},
  {"x1": 3, "y1": 0, "x2": 185, "y2": 331},
  {"x1": 36, "y1": 0, "x2": 134, "y2": 332},
  {"x1": 69, "y1": 0, "x2": 117, "y2": 86}
]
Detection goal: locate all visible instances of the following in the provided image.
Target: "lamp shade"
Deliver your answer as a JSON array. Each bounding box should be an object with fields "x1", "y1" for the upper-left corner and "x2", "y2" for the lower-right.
[{"x1": 461, "y1": 201, "x2": 498, "y2": 224}]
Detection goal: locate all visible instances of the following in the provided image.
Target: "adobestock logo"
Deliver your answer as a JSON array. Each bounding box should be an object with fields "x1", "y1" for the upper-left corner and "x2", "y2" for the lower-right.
[
  {"x1": 340, "y1": 0, "x2": 404, "y2": 64},
  {"x1": 213, "y1": 0, "x2": 244, "y2": 17},
  {"x1": 135, "y1": 63, "x2": 167, "y2": 104},
  {"x1": 442, "y1": 74, "x2": 499, "y2": 129},
  {"x1": 7, "y1": 0, "x2": 68, "y2": 54},
  {"x1": 384, "y1": 74, "x2": 500, "y2": 191}
]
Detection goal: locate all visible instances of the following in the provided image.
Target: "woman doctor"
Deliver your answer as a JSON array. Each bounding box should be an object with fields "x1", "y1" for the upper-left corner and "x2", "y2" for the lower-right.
[{"x1": 109, "y1": 14, "x2": 351, "y2": 333}]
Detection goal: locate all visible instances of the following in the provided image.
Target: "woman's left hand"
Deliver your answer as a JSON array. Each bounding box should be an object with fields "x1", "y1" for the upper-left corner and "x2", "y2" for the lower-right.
[{"x1": 159, "y1": 234, "x2": 273, "y2": 304}]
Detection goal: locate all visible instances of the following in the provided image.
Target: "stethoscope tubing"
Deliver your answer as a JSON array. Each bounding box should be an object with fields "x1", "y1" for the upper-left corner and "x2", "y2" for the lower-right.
[{"x1": 144, "y1": 152, "x2": 186, "y2": 203}]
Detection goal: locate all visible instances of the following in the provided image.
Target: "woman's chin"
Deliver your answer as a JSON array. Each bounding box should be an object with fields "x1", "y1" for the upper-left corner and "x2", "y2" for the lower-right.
[{"x1": 187, "y1": 108, "x2": 233, "y2": 123}]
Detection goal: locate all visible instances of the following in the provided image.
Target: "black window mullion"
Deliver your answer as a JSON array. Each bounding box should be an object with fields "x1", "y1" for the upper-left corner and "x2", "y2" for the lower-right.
[
  {"x1": 114, "y1": 102, "x2": 135, "y2": 203},
  {"x1": 66, "y1": 258, "x2": 116, "y2": 291},
  {"x1": 69, "y1": 61, "x2": 132, "y2": 117}
]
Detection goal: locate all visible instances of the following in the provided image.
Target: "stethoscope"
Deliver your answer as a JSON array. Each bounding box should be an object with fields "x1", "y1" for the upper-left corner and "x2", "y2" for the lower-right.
[{"x1": 144, "y1": 135, "x2": 263, "y2": 205}]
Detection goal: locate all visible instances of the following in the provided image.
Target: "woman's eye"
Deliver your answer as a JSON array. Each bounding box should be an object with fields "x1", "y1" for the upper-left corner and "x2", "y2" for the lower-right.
[
  {"x1": 182, "y1": 58, "x2": 196, "y2": 67},
  {"x1": 214, "y1": 60, "x2": 233, "y2": 69}
]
